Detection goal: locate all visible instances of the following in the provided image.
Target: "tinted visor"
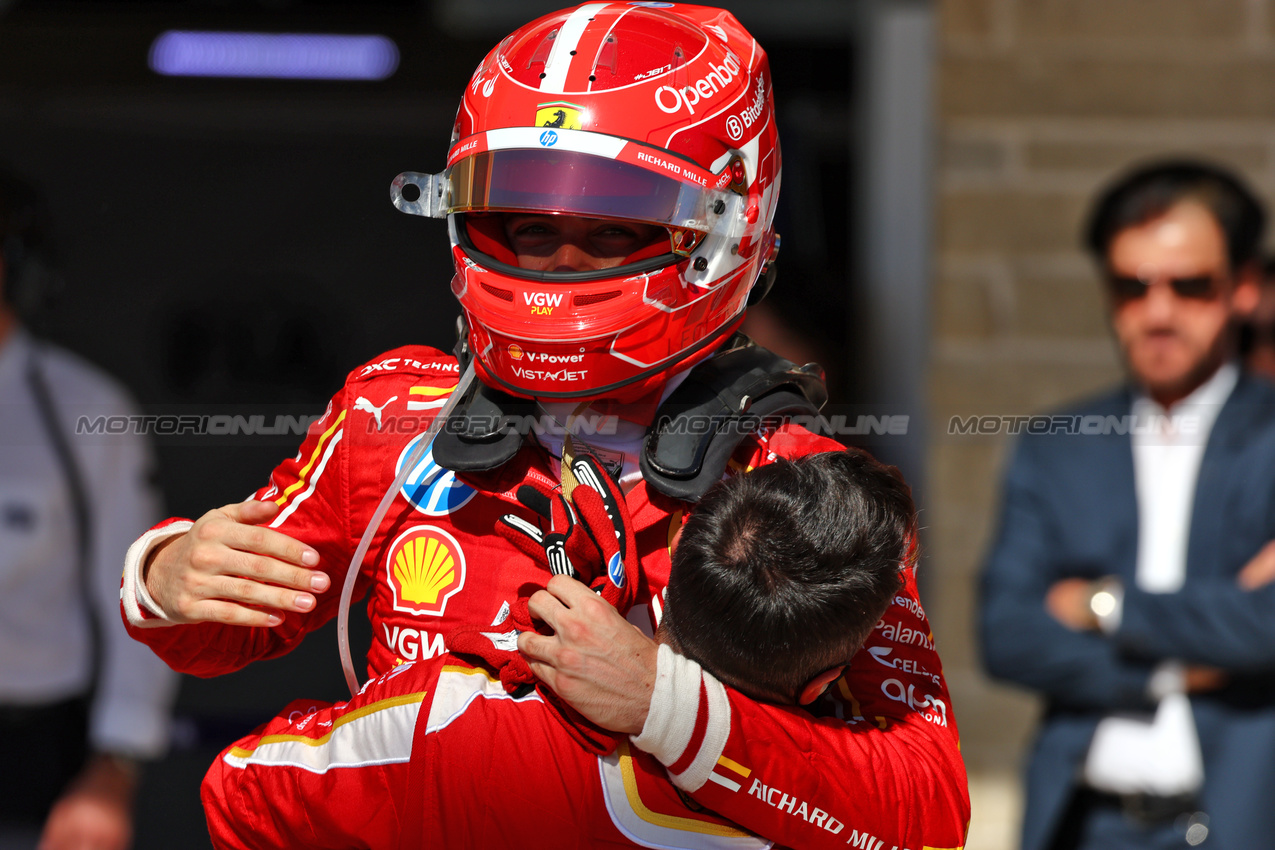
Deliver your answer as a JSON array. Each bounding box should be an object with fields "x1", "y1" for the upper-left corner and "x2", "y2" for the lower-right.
[{"x1": 445, "y1": 149, "x2": 722, "y2": 232}]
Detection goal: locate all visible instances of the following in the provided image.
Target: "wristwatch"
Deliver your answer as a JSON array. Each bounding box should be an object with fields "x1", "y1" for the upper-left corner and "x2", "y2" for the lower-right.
[{"x1": 1087, "y1": 577, "x2": 1123, "y2": 632}]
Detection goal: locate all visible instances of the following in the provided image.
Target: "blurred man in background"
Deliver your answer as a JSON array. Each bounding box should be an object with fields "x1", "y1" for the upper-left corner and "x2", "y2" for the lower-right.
[
  {"x1": 0, "y1": 169, "x2": 177, "y2": 850},
  {"x1": 981, "y1": 160, "x2": 1275, "y2": 850}
]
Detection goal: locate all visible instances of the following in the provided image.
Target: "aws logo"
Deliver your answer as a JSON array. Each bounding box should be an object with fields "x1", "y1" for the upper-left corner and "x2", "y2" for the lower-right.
[
  {"x1": 396, "y1": 434, "x2": 477, "y2": 516},
  {"x1": 386, "y1": 525, "x2": 466, "y2": 617}
]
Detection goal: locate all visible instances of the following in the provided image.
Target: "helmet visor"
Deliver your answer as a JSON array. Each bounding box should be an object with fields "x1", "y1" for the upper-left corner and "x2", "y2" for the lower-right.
[{"x1": 393, "y1": 148, "x2": 739, "y2": 234}]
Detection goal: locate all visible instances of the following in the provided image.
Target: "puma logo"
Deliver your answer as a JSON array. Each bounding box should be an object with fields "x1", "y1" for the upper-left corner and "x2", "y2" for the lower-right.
[{"x1": 354, "y1": 395, "x2": 397, "y2": 429}]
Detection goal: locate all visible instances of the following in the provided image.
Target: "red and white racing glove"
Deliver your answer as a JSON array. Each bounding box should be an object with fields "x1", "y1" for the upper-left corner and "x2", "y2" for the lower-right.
[
  {"x1": 447, "y1": 455, "x2": 638, "y2": 752},
  {"x1": 495, "y1": 454, "x2": 637, "y2": 612}
]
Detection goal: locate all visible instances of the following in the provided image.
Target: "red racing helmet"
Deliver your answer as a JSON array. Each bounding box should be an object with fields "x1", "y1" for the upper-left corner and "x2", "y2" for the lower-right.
[{"x1": 391, "y1": 2, "x2": 782, "y2": 402}]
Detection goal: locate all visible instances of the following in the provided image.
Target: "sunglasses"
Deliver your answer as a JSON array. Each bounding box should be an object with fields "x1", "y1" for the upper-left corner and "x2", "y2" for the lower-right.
[{"x1": 1106, "y1": 274, "x2": 1219, "y2": 301}]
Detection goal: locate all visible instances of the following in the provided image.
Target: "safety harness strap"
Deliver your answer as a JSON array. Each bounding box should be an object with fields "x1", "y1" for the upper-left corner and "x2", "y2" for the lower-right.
[
  {"x1": 430, "y1": 379, "x2": 533, "y2": 472},
  {"x1": 639, "y1": 336, "x2": 827, "y2": 501},
  {"x1": 432, "y1": 335, "x2": 828, "y2": 502}
]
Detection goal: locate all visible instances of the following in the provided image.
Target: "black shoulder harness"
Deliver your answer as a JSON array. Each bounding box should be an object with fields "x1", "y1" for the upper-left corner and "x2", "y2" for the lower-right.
[
  {"x1": 430, "y1": 378, "x2": 536, "y2": 472},
  {"x1": 640, "y1": 335, "x2": 827, "y2": 501},
  {"x1": 432, "y1": 334, "x2": 828, "y2": 502}
]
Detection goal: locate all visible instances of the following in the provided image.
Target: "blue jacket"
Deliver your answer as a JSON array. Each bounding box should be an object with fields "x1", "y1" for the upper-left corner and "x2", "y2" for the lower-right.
[{"x1": 980, "y1": 373, "x2": 1275, "y2": 850}]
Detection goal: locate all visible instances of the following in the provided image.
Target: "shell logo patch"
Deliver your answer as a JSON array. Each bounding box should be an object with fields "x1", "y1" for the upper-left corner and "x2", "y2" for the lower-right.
[
  {"x1": 396, "y1": 434, "x2": 477, "y2": 516},
  {"x1": 507, "y1": 343, "x2": 524, "y2": 360},
  {"x1": 386, "y1": 525, "x2": 466, "y2": 617}
]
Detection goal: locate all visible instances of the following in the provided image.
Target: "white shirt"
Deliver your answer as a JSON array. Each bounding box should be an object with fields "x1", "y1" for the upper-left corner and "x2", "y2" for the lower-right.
[
  {"x1": 1082, "y1": 362, "x2": 1238, "y2": 796},
  {"x1": 0, "y1": 328, "x2": 177, "y2": 758},
  {"x1": 534, "y1": 368, "x2": 693, "y2": 492}
]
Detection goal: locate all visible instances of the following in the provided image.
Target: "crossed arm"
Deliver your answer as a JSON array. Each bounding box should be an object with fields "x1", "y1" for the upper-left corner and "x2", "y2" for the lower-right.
[{"x1": 982, "y1": 446, "x2": 1275, "y2": 709}]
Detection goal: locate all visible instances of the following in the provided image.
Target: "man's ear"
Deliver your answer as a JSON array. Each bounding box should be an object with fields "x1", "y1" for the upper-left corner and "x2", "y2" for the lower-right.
[
  {"x1": 1232, "y1": 261, "x2": 1262, "y2": 315},
  {"x1": 797, "y1": 665, "x2": 845, "y2": 706},
  {"x1": 669, "y1": 520, "x2": 684, "y2": 556}
]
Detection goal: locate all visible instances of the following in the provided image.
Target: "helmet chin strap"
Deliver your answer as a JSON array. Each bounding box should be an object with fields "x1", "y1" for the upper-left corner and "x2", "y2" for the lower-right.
[
  {"x1": 337, "y1": 360, "x2": 477, "y2": 697},
  {"x1": 558, "y1": 400, "x2": 594, "y2": 501}
]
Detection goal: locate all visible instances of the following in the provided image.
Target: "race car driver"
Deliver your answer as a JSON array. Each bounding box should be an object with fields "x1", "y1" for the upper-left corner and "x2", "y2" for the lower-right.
[
  {"x1": 203, "y1": 451, "x2": 939, "y2": 850},
  {"x1": 121, "y1": 3, "x2": 969, "y2": 846}
]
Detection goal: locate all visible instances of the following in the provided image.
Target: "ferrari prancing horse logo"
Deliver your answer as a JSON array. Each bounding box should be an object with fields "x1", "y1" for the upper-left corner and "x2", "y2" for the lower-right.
[{"x1": 536, "y1": 101, "x2": 583, "y2": 131}]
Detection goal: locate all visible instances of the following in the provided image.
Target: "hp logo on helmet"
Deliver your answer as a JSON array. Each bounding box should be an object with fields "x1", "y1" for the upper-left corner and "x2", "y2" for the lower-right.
[{"x1": 539, "y1": 130, "x2": 558, "y2": 147}]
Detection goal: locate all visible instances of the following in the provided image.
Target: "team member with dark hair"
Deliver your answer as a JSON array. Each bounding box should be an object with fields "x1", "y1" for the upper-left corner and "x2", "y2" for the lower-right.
[
  {"x1": 981, "y1": 158, "x2": 1275, "y2": 850},
  {"x1": 203, "y1": 451, "x2": 938, "y2": 850},
  {"x1": 0, "y1": 169, "x2": 177, "y2": 849},
  {"x1": 662, "y1": 450, "x2": 908, "y2": 704}
]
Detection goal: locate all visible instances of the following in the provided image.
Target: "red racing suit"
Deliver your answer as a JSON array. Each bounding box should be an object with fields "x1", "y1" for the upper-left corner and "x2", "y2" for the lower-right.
[
  {"x1": 123, "y1": 345, "x2": 969, "y2": 849},
  {"x1": 204, "y1": 641, "x2": 955, "y2": 850},
  {"x1": 204, "y1": 654, "x2": 765, "y2": 850}
]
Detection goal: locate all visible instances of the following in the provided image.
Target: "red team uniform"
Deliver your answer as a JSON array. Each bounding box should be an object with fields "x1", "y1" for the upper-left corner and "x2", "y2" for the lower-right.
[
  {"x1": 128, "y1": 346, "x2": 968, "y2": 849},
  {"x1": 122, "y1": 4, "x2": 969, "y2": 847},
  {"x1": 203, "y1": 621, "x2": 960, "y2": 850}
]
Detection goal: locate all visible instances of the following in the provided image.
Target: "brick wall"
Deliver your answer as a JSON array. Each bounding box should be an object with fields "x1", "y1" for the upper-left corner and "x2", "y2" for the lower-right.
[{"x1": 929, "y1": 1, "x2": 1275, "y2": 845}]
